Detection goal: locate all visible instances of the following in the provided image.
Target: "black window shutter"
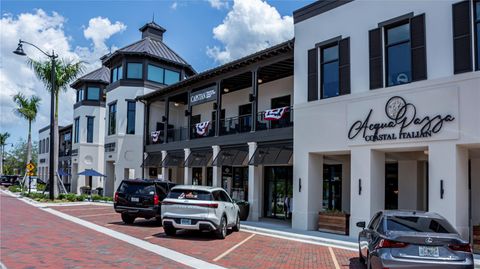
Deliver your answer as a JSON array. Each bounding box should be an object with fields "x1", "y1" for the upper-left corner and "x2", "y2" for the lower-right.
[
  {"x1": 339, "y1": 37, "x2": 351, "y2": 95},
  {"x1": 410, "y1": 14, "x2": 427, "y2": 82},
  {"x1": 452, "y1": 0, "x2": 472, "y2": 74},
  {"x1": 307, "y1": 48, "x2": 318, "y2": 101},
  {"x1": 369, "y1": 28, "x2": 383, "y2": 89}
]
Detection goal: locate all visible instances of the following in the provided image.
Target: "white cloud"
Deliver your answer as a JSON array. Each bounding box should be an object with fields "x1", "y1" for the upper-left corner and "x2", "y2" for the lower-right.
[
  {"x1": 207, "y1": 0, "x2": 229, "y2": 9},
  {"x1": 171, "y1": 2, "x2": 178, "y2": 10},
  {"x1": 206, "y1": 0, "x2": 293, "y2": 64},
  {"x1": 0, "y1": 10, "x2": 124, "y2": 141}
]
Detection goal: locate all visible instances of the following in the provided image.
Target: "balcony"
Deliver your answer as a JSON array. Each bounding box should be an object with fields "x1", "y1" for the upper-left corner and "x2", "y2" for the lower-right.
[
  {"x1": 256, "y1": 106, "x2": 293, "y2": 131},
  {"x1": 191, "y1": 121, "x2": 216, "y2": 139},
  {"x1": 220, "y1": 115, "x2": 252, "y2": 136}
]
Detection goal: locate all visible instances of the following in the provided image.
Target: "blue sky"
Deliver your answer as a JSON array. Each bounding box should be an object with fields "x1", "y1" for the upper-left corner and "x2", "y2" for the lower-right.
[{"x1": 0, "y1": 0, "x2": 312, "y2": 148}]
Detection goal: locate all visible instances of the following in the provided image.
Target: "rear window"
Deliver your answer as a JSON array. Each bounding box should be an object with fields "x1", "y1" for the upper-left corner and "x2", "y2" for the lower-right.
[
  {"x1": 386, "y1": 216, "x2": 456, "y2": 234},
  {"x1": 118, "y1": 182, "x2": 155, "y2": 196},
  {"x1": 167, "y1": 189, "x2": 212, "y2": 201}
]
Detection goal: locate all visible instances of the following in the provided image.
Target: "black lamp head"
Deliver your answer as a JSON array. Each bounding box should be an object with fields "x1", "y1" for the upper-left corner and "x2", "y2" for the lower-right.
[{"x1": 13, "y1": 41, "x2": 26, "y2": 56}]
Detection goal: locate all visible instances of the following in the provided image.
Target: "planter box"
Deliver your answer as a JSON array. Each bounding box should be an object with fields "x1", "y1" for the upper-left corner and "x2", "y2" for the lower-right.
[
  {"x1": 474, "y1": 225, "x2": 480, "y2": 254},
  {"x1": 318, "y1": 212, "x2": 350, "y2": 235}
]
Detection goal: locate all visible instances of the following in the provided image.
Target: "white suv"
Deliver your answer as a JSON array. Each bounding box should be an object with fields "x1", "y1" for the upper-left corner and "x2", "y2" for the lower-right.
[{"x1": 161, "y1": 185, "x2": 240, "y2": 239}]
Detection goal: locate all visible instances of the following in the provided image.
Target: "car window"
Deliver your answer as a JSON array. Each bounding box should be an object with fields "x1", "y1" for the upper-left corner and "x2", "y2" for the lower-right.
[
  {"x1": 118, "y1": 182, "x2": 155, "y2": 195},
  {"x1": 386, "y1": 216, "x2": 457, "y2": 233},
  {"x1": 219, "y1": 191, "x2": 232, "y2": 202},
  {"x1": 168, "y1": 189, "x2": 213, "y2": 201},
  {"x1": 369, "y1": 213, "x2": 382, "y2": 230},
  {"x1": 212, "y1": 191, "x2": 222, "y2": 201}
]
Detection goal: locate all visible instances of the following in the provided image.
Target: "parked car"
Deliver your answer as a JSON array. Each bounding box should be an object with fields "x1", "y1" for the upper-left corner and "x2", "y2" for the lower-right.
[
  {"x1": 114, "y1": 179, "x2": 175, "y2": 224},
  {"x1": 0, "y1": 175, "x2": 21, "y2": 186},
  {"x1": 357, "y1": 210, "x2": 474, "y2": 269},
  {"x1": 161, "y1": 185, "x2": 240, "y2": 239}
]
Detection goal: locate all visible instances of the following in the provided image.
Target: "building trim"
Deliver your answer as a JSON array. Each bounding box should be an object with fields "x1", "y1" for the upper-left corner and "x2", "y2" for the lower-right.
[
  {"x1": 73, "y1": 100, "x2": 106, "y2": 109},
  {"x1": 293, "y1": 0, "x2": 353, "y2": 24}
]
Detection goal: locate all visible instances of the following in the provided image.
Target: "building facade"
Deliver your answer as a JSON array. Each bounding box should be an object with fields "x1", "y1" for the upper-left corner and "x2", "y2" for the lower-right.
[{"x1": 292, "y1": 0, "x2": 480, "y2": 241}]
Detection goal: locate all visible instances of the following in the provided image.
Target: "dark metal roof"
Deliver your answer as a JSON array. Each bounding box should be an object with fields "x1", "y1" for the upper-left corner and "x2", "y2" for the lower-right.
[
  {"x1": 139, "y1": 21, "x2": 166, "y2": 33},
  {"x1": 293, "y1": 0, "x2": 353, "y2": 24},
  {"x1": 70, "y1": 66, "x2": 110, "y2": 88},
  {"x1": 138, "y1": 39, "x2": 294, "y2": 101}
]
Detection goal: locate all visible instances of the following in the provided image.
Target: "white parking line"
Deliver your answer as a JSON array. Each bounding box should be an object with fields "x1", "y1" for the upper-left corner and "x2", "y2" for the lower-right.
[
  {"x1": 42, "y1": 207, "x2": 226, "y2": 269},
  {"x1": 213, "y1": 234, "x2": 255, "y2": 262},
  {"x1": 328, "y1": 247, "x2": 341, "y2": 269},
  {"x1": 77, "y1": 213, "x2": 118, "y2": 218},
  {"x1": 59, "y1": 207, "x2": 113, "y2": 212}
]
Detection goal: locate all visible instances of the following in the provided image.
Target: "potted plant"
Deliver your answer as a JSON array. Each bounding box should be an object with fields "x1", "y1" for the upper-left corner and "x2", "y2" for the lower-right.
[
  {"x1": 235, "y1": 200, "x2": 250, "y2": 221},
  {"x1": 318, "y1": 210, "x2": 350, "y2": 235},
  {"x1": 474, "y1": 224, "x2": 480, "y2": 254}
]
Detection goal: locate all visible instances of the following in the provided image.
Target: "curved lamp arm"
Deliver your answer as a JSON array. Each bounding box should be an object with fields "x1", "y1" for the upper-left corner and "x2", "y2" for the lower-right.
[{"x1": 19, "y1": 40, "x2": 58, "y2": 59}]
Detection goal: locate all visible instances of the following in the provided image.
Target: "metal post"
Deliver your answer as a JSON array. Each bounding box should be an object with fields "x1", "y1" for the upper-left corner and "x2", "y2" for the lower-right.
[{"x1": 48, "y1": 53, "x2": 55, "y2": 200}]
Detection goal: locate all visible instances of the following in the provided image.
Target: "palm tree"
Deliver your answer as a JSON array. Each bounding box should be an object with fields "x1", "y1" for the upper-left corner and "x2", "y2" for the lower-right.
[
  {"x1": 12, "y1": 93, "x2": 41, "y2": 169},
  {"x1": 0, "y1": 132, "x2": 11, "y2": 175},
  {"x1": 28, "y1": 58, "x2": 85, "y2": 196}
]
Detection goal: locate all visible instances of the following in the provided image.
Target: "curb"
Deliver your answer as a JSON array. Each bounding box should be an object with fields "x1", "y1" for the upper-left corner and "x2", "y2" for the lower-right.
[
  {"x1": 240, "y1": 224, "x2": 358, "y2": 251},
  {"x1": 0, "y1": 189, "x2": 112, "y2": 207}
]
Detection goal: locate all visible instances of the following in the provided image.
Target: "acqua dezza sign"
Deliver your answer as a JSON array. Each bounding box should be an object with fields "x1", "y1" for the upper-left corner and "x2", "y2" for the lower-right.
[{"x1": 348, "y1": 96, "x2": 455, "y2": 143}]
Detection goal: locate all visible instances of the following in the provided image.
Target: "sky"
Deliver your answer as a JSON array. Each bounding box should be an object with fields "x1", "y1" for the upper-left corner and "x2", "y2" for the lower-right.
[{"x1": 0, "y1": 0, "x2": 313, "y2": 149}]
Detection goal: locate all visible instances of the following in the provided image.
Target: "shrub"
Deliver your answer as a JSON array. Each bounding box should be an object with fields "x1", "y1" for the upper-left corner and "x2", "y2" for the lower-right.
[
  {"x1": 91, "y1": 194, "x2": 103, "y2": 201},
  {"x1": 65, "y1": 193, "x2": 77, "y2": 202},
  {"x1": 76, "y1": 194, "x2": 87, "y2": 201},
  {"x1": 37, "y1": 183, "x2": 46, "y2": 191},
  {"x1": 8, "y1": 185, "x2": 22, "y2": 193}
]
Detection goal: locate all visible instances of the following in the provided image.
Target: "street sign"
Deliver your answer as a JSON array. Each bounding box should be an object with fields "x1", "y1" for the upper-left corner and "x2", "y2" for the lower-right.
[
  {"x1": 26, "y1": 162, "x2": 35, "y2": 172},
  {"x1": 27, "y1": 171, "x2": 35, "y2": 176}
]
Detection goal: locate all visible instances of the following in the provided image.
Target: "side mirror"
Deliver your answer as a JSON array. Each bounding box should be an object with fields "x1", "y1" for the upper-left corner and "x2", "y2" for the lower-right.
[{"x1": 356, "y1": 221, "x2": 366, "y2": 229}]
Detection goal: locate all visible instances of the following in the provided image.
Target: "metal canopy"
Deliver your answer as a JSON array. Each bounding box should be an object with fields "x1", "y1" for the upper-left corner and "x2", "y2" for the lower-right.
[
  {"x1": 144, "y1": 153, "x2": 163, "y2": 167},
  {"x1": 162, "y1": 151, "x2": 185, "y2": 167},
  {"x1": 212, "y1": 147, "x2": 249, "y2": 166},
  {"x1": 248, "y1": 143, "x2": 293, "y2": 166},
  {"x1": 184, "y1": 150, "x2": 213, "y2": 167}
]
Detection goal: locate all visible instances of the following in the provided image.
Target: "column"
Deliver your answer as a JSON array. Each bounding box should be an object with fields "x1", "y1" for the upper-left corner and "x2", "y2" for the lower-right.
[
  {"x1": 163, "y1": 97, "x2": 169, "y2": 144},
  {"x1": 248, "y1": 142, "x2": 262, "y2": 221},
  {"x1": 212, "y1": 145, "x2": 222, "y2": 187},
  {"x1": 398, "y1": 160, "x2": 418, "y2": 210},
  {"x1": 186, "y1": 90, "x2": 191, "y2": 140},
  {"x1": 184, "y1": 148, "x2": 192, "y2": 185},
  {"x1": 161, "y1": 150, "x2": 169, "y2": 181},
  {"x1": 251, "y1": 69, "x2": 258, "y2": 132},
  {"x1": 215, "y1": 81, "x2": 222, "y2": 137},
  {"x1": 349, "y1": 148, "x2": 385, "y2": 238},
  {"x1": 471, "y1": 158, "x2": 480, "y2": 227},
  {"x1": 428, "y1": 143, "x2": 469, "y2": 238}
]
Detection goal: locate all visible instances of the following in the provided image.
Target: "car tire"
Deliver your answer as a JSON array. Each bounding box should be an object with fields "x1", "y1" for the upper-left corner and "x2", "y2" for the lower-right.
[
  {"x1": 215, "y1": 216, "x2": 227, "y2": 239},
  {"x1": 164, "y1": 226, "x2": 176, "y2": 236},
  {"x1": 121, "y1": 213, "x2": 135, "y2": 224},
  {"x1": 232, "y1": 214, "x2": 240, "y2": 232}
]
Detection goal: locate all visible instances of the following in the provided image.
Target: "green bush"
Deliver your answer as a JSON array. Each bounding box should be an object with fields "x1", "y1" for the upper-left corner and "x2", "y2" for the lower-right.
[
  {"x1": 76, "y1": 194, "x2": 87, "y2": 201},
  {"x1": 37, "y1": 183, "x2": 46, "y2": 191},
  {"x1": 65, "y1": 193, "x2": 77, "y2": 202},
  {"x1": 91, "y1": 194, "x2": 102, "y2": 201},
  {"x1": 8, "y1": 185, "x2": 22, "y2": 193}
]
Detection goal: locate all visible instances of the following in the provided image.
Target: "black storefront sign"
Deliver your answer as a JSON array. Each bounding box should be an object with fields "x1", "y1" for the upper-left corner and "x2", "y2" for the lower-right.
[
  {"x1": 190, "y1": 85, "x2": 217, "y2": 106},
  {"x1": 348, "y1": 96, "x2": 455, "y2": 142}
]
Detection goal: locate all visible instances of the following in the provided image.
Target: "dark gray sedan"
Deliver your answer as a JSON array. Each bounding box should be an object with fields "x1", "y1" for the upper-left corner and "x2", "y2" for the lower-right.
[{"x1": 357, "y1": 210, "x2": 474, "y2": 269}]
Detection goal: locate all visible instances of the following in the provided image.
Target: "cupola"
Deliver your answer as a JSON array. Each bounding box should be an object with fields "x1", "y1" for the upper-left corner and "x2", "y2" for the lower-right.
[{"x1": 139, "y1": 21, "x2": 166, "y2": 41}]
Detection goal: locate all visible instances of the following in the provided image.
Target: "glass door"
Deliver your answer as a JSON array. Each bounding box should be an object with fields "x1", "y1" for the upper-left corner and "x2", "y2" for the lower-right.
[
  {"x1": 264, "y1": 166, "x2": 293, "y2": 219},
  {"x1": 323, "y1": 164, "x2": 342, "y2": 211}
]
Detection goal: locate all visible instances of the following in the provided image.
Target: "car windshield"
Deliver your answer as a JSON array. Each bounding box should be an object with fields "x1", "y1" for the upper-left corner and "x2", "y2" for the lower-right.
[
  {"x1": 118, "y1": 182, "x2": 155, "y2": 196},
  {"x1": 386, "y1": 216, "x2": 456, "y2": 234},
  {"x1": 167, "y1": 189, "x2": 213, "y2": 201}
]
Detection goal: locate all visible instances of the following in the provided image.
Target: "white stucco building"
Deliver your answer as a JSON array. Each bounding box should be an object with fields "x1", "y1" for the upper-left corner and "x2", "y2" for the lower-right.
[{"x1": 292, "y1": 0, "x2": 480, "y2": 241}]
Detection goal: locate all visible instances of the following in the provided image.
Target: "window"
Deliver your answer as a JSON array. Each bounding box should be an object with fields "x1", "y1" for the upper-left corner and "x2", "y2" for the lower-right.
[
  {"x1": 86, "y1": 116, "x2": 94, "y2": 143},
  {"x1": 385, "y1": 23, "x2": 411, "y2": 86},
  {"x1": 321, "y1": 45, "x2": 339, "y2": 98},
  {"x1": 108, "y1": 103, "x2": 117, "y2": 135},
  {"x1": 476, "y1": 2, "x2": 480, "y2": 69},
  {"x1": 127, "y1": 63, "x2": 143, "y2": 79},
  {"x1": 147, "y1": 64, "x2": 164, "y2": 83},
  {"x1": 126, "y1": 101, "x2": 136, "y2": 135},
  {"x1": 111, "y1": 65, "x2": 123, "y2": 82},
  {"x1": 46, "y1": 138, "x2": 49, "y2": 153},
  {"x1": 76, "y1": 89, "x2": 83, "y2": 102},
  {"x1": 74, "y1": 118, "x2": 79, "y2": 143},
  {"x1": 86, "y1": 87, "x2": 100, "y2": 101},
  {"x1": 386, "y1": 216, "x2": 456, "y2": 234},
  {"x1": 164, "y1": 69, "x2": 180, "y2": 85}
]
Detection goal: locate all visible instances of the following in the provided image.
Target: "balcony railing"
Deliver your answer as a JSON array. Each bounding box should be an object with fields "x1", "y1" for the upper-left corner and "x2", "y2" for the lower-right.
[
  {"x1": 256, "y1": 106, "x2": 293, "y2": 131},
  {"x1": 220, "y1": 115, "x2": 252, "y2": 136},
  {"x1": 191, "y1": 121, "x2": 216, "y2": 139}
]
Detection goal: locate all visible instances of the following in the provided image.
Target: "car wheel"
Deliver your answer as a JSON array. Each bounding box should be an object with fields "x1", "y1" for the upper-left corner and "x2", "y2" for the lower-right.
[
  {"x1": 232, "y1": 214, "x2": 240, "y2": 232},
  {"x1": 164, "y1": 226, "x2": 176, "y2": 236},
  {"x1": 121, "y1": 213, "x2": 135, "y2": 224},
  {"x1": 215, "y1": 216, "x2": 227, "y2": 239}
]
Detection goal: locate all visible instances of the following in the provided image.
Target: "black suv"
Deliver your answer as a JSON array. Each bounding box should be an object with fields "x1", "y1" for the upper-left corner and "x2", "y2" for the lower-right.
[{"x1": 114, "y1": 179, "x2": 175, "y2": 224}]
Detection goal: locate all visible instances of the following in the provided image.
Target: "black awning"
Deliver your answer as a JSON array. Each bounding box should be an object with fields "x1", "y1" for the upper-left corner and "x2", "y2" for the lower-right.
[
  {"x1": 212, "y1": 147, "x2": 248, "y2": 166},
  {"x1": 248, "y1": 143, "x2": 293, "y2": 166},
  {"x1": 184, "y1": 150, "x2": 213, "y2": 167},
  {"x1": 162, "y1": 151, "x2": 185, "y2": 167},
  {"x1": 144, "y1": 153, "x2": 163, "y2": 167}
]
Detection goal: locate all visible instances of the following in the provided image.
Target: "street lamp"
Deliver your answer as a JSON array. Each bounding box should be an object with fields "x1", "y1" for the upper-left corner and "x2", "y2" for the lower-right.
[{"x1": 13, "y1": 39, "x2": 58, "y2": 200}]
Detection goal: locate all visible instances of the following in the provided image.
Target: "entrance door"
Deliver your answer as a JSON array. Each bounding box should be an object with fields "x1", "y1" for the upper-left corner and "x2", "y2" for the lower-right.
[
  {"x1": 264, "y1": 166, "x2": 293, "y2": 219},
  {"x1": 192, "y1": 167, "x2": 202, "y2": 185},
  {"x1": 385, "y1": 163, "x2": 398, "y2": 210},
  {"x1": 238, "y1": 104, "x2": 252, "y2": 132},
  {"x1": 323, "y1": 164, "x2": 342, "y2": 211}
]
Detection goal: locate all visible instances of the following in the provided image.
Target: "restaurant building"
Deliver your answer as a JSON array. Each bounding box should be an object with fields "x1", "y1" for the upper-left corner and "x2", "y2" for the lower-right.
[{"x1": 292, "y1": 0, "x2": 480, "y2": 243}]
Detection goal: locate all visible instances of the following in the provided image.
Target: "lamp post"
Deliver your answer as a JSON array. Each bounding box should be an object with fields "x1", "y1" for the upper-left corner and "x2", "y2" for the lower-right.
[{"x1": 13, "y1": 39, "x2": 57, "y2": 200}]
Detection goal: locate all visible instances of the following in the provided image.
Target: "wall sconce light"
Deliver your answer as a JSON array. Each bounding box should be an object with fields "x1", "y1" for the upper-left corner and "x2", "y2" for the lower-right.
[
  {"x1": 161, "y1": 116, "x2": 167, "y2": 122},
  {"x1": 257, "y1": 78, "x2": 263, "y2": 84},
  {"x1": 440, "y1": 179, "x2": 444, "y2": 199},
  {"x1": 184, "y1": 109, "x2": 191, "y2": 117},
  {"x1": 174, "y1": 102, "x2": 180, "y2": 107},
  {"x1": 223, "y1": 88, "x2": 229, "y2": 93},
  {"x1": 358, "y1": 178, "x2": 362, "y2": 195},
  {"x1": 299, "y1": 178, "x2": 302, "y2": 192},
  {"x1": 249, "y1": 93, "x2": 255, "y2": 102}
]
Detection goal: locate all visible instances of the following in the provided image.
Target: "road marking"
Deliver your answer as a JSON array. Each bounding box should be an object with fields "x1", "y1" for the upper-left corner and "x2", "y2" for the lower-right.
[
  {"x1": 213, "y1": 234, "x2": 255, "y2": 262},
  {"x1": 77, "y1": 213, "x2": 118, "y2": 218},
  {"x1": 144, "y1": 236, "x2": 154, "y2": 240},
  {"x1": 41, "y1": 207, "x2": 226, "y2": 269},
  {"x1": 0, "y1": 261, "x2": 8, "y2": 269},
  {"x1": 59, "y1": 207, "x2": 112, "y2": 212},
  {"x1": 328, "y1": 247, "x2": 341, "y2": 269}
]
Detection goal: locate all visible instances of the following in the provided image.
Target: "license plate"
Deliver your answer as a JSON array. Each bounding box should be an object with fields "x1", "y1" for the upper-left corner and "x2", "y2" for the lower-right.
[
  {"x1": 180, "y1": 219, "x2": 191, "y2": 225},
  {"x1": 419, "y1": 246, "x2": 439, "y2": 257},
  {"x1": 131, "y1": 197, "x2": 139, "y2": 202}
]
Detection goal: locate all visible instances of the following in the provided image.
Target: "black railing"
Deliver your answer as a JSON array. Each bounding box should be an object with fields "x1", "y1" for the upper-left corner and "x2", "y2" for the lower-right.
[
  {"x1": 256, "y1": 106, "x2": 293, "y2": 131},
  {"x1": 220, "y1": 115, "x2": 252, "y2": 135},
  {"x1": 191, "y1": 121, "x2": 216, "y2": 139}
]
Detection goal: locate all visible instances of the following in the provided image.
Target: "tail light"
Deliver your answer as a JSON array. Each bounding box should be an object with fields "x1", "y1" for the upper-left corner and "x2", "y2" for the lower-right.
[
  {"x1": 153, "y1": 194, "x2": 159, "y2": 205},
  {"x1": 376, "y1": 239, "x2": 409, "y2": 249},
  {"x1": 160, "y1": 201, "x2": 217, "y2": 208},
  {"x1": 114, "y1": 192, "x2": 119, "y2": 203},
  {"x1": 196, "y1": 203, "x2": 218, "y2": 208},
  {"x1": 449, "y1": 243, "x2": 471, "y2": 252}
]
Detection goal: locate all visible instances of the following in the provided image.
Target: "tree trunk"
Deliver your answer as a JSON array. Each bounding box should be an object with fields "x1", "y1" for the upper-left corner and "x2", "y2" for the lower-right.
[
  {"x1": 53, "y1": 92, "x2": 60, "y2": 197},
  {"x1": 27, "y1": 121, "x2": 32, "y2": 164},
  {"x1": 0, "y1": 145, "x2": 4, "y2": 176}
]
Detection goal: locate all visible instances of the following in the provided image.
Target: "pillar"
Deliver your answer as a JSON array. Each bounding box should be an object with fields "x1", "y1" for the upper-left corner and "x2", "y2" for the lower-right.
[
  {"x1": 161, "y1": 150, "x2": 169, "y2": 181},
  {"x1": 341, "y1": 157, "x2": 351, "y2": 213},
  {"x1": 471, "y1": 158, "x2": 480, "y2": 227},
  {"x1": 184, "y1": 148, "x2": 192, "y2": 185},
  {"x1": 398, "y1": 160, "x2": 418, "y2": 210},
  {"x1": 248, "y1": 142, "x2": 262, "y2": 221},
  {"x1": 212, "y1": 145, "x2": 222, "y2": 187},
  {"x1": 349, "y1": 148, "x2": 385, "y2": 238},
  {"x1": 428, "y1": 143, "x2": 469, "y2": 238}
]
